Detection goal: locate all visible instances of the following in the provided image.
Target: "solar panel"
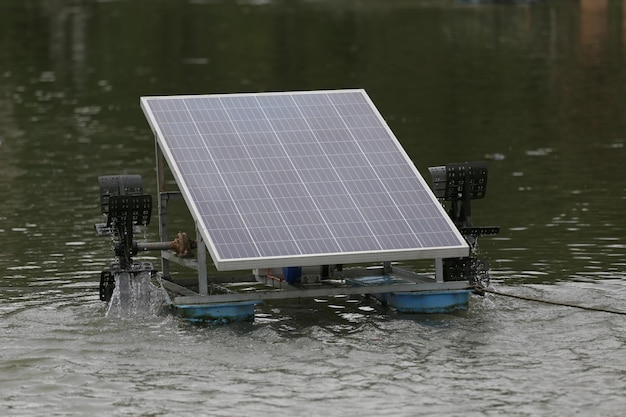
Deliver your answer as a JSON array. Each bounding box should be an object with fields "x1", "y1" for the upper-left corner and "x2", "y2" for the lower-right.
[{"x1": 141, "y1": 90, "x2": 468, "y2": 270}]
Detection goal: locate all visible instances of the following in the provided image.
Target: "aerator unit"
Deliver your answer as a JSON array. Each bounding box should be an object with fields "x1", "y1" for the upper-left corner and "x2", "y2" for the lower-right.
[
  {"x1": 96, "y1": 89, "x2": 500, "y2": 322},
  {"x1": 95, "y1": 175, "x2": 194, "y2": 302},
  {"x1": 428, "y1": 161, "x2": 500, "y2": 288}
]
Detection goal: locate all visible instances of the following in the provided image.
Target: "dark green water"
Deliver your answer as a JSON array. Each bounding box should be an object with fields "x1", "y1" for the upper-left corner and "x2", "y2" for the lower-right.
[{"x1": 1, "y1": 1, "x2": 625, "y2": 416}]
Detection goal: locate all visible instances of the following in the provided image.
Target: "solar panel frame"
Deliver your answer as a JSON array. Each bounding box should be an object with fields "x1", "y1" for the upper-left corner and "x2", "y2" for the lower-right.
[{"x1": 141, "y1": 89, "x2": 468, "y2": 271}]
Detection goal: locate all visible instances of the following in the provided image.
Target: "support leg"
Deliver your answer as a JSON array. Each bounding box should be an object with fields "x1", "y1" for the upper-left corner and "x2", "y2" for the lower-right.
[
  {"x1": 435, "y1": 258, "x2": 444, "y2": 283},
  {"x1": 196, "y1": 227, "x2": 208, "y2": 295}
]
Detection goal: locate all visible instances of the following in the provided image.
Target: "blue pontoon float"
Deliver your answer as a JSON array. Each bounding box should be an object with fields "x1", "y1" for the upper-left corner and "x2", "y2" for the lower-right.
[{"x1": 95, "y1": 90, "x2": 498, "y2": 322}]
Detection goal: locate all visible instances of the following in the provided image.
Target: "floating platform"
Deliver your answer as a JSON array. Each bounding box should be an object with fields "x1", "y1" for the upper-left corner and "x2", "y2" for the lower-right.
[{"x1": 157, "y1": 261, "x2": 475, "y2": 322}]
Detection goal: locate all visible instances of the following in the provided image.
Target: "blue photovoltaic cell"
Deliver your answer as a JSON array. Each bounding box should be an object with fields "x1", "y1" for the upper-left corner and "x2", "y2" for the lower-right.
[{"x1": 141, "y1": 90, "x2": 468, "y2": 270}]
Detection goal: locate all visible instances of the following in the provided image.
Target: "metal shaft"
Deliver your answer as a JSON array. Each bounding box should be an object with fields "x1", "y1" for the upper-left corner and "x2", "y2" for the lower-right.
[{"x1": 136, "y1": 241, "x2": 175, "y2": 251}]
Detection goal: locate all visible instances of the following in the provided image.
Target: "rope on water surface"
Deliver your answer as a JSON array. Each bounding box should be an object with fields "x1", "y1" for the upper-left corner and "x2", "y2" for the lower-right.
[{"x1": 472, "y1": 285, "x2": 626, "y2": 316}]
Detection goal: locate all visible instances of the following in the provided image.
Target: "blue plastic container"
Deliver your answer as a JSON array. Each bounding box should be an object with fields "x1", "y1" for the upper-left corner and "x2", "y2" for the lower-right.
[
  {"x1": 172, "y1": 301, "x2": 259, "y2": 323},
  {"x1": 282, "y1": 267, "x2": 302, "y2": 284}
]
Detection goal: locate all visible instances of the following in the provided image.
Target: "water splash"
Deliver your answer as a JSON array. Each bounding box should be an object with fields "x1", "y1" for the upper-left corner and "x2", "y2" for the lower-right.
[{"x1": 106, "y1": 271, "x2": 166, "y2": 319}]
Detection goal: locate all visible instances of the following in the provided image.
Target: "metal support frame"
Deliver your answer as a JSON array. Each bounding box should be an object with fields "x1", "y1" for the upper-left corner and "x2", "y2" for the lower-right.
[
  {"x1": 156, "y1": 139, "x2": 209, "y2": 292},
  {"x1": 156, "y1": 144, "x2": 170, "y2": 277},
  {"x1": 173, "y1": 270, "x2": 471, "y2": 305}
]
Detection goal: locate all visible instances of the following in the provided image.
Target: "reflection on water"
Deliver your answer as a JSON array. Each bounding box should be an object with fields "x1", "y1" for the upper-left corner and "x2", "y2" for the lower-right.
[{"x1": 1, "y1": 1, "x2": 626, "y2": 416}]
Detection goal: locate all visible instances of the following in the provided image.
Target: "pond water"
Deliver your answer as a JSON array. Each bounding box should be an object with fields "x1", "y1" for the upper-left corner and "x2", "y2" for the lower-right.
[{"x1": 1, "y1": 1, "x2": 625, "y2": 416}]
